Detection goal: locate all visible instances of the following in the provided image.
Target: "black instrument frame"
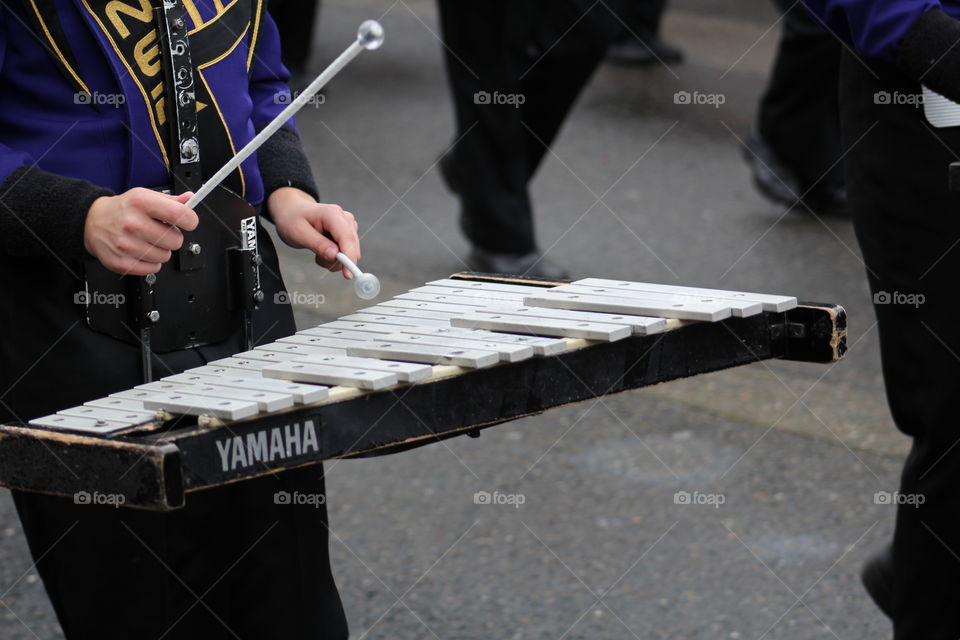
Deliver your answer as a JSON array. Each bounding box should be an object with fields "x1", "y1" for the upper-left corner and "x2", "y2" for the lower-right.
[{"x1": 0, "y1": 274, "x2": 847, "y2": 511}]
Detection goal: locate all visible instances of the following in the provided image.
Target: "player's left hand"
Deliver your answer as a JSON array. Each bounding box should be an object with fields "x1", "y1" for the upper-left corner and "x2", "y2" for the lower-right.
[{"x1": 268, "y1": 187, "x2": 360, "y2": 279}]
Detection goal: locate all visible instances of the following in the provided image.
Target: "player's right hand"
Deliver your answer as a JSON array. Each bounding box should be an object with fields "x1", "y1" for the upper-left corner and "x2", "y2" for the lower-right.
[{"x1": 84, "y1": 188, "x2": 199, "y2": 276}]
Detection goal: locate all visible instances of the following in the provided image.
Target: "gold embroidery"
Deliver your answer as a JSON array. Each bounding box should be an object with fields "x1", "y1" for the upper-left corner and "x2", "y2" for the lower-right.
[
  {"x1": 133, "y1": 29, "x2": 161, "y2": 77},
  {"x1": 181, "y1": 0, "x2": 204, "y2": 28},
  {"x1": 80, "y1": 0, "x2": 168, "y2": 166},
  {"x1": 104, "y1": 0, "x2": 152, "y2": 39}
]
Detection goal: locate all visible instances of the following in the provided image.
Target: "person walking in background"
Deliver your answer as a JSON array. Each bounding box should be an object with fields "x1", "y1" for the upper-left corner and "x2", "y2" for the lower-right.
[
  {"x1": 743, "y1": 0, "x2": 845, "y2": 216},
  {"x1": 437, "y1": 1, "x2": 622, "y2": 279},
  {"x1": 270, "y1": 0, "x2": 322, "y2": 88},
  {"x1": 607, "y1": 0, "x2": 685, "y2": 66},
  {"x1": 805, "y1": 0, "x2": 960, "y2": 637}
]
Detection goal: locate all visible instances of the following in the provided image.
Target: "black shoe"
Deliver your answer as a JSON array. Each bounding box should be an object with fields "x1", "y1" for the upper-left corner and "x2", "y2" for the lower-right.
[
  {"x1": 607, "y1": 33, "x2": 684, "y2": 66},
  {"x1": 803, "y1": 183, "x2": 848, "y2": 217},
  {"x1": 438, "y1": 151, "x2": 461, "y2": 195},
  {"x1": 466, "y1": 247, "x2": 570, "y2": 281},
  {"x1": 861, "y1": 545, "x2": 895, "y2": 619},
  {"x1": 742, "y1": 126, "x2": 847, "y2": 216}
]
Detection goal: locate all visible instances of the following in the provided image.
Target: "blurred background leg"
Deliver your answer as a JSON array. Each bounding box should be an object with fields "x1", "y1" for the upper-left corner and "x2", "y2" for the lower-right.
[
  {"x1": 743, "y1": 0, "x2": 844, "y2": 216},
  {"x1": 270, "y1": 0, "x2": 322, "y2": 88},
  {"x1": 607, "y1": 0, "x2": 685, "y2": 66}
]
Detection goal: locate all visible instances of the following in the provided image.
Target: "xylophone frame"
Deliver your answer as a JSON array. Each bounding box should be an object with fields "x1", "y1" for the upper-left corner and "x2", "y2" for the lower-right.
[{"x1": 0, "y1": 273, "x2": 846, "y2": 510}]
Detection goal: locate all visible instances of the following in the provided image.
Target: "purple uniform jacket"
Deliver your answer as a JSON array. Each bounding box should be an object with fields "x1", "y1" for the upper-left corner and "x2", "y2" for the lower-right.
[
  {"x1": 804, "y1": 0, "x2": 960, "y2": 60},
  {"x1": 0, "y1": 0, "x2": 292, "y2": 204}
]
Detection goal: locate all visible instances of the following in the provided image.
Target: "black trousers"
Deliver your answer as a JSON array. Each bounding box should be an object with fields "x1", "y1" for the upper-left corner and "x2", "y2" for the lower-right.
[
  {"x1": 613, "y1": 0, "x2": 668, "y2": 37},
  {"x1": 758, "y1": 0, "x2": 842, "y2": 188},
  {"x1": 437, "y1": 0, "x2": 617, "y2": 255},
  {"x1": 0, "y1": 229, "x2": 348, "y2": 639},
  {"x1": 840, "y1": 52, "x2": 960, "y2": 639},
  {"x1": 269, "y1": 0, "x2": 320, "y2": 71}
]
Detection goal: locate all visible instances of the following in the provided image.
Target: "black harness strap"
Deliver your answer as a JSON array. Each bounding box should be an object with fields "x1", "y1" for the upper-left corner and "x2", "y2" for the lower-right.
[{"x1": 157, "y1": 0, "x2": 202, "y2": 195}]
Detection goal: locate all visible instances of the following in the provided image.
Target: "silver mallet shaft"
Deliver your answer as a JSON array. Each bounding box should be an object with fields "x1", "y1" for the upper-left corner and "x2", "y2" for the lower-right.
[{"x1": 185, "y1": 20, "x2": 384, "y2": 210}]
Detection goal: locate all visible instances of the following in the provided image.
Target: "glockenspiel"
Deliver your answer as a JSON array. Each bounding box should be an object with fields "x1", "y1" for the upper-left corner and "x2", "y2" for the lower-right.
[{"x1": 0, "y1": 273, "x2": 846, "y2": 510}]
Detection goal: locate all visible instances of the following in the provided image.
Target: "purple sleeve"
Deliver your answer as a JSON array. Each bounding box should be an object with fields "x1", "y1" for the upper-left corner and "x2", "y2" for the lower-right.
[
  {"x1": 248, "y1": 11, "x2": 319, "y2": 205},
  {"x1": 0, "y1": 6, "x2": 112, "y2": 264},
  {"x1": 804, "y1": 0, "x2": 941, "y2": 61},
  {"x1": 248, "y1": 12, "x2": 295, "y2": 131},
  {"x1": 0, "y1": 6, "x2": 36, "y2": 185}
]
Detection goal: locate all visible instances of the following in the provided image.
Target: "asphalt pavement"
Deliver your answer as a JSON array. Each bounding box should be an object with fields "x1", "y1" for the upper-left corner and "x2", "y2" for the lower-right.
[{"x1": 0, "y1": 1, "x2": 904, "y2": 638}]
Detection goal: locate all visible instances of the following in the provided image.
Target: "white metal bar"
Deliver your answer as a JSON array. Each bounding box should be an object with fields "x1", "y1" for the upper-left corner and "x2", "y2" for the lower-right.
[
  {"x1": 345, "y1": 341, "x2": 500, "y2": 368},
  {"x1": 234, "y1": 349, "x2": 308, "y2": 363},
  {"x1": 341, "y1": 313, "x2": 449, "y2": 328},
  {"x1": 398, "y1": 326, "x2": 568, "y2": 356},
  {"x1": 86, "y1": 397, "x2": 148, "y2": 412},
  {"x1": 299, "y1": 326, "x2": 384, "y2": 341},
  {"x1": 59, "y1": 405, "x2": 156, "y2": 423},
  {"x1": 549, "y1": 283, "x2": 761, "y2": 317},
  {"x1": 263, "y1": 362, "x2": 398, "y2": 390},
  {"x1": 476, "y1": 305, "x2": 667, "y2": 335},
  {"x1": 523, "y1": 291, "x2": 731, "y2": 322},
  {"x1": 290, "y1": 354, "x2": 433, "y2": 382},
  {"x1": 379, "y1": 332, "x2": 534, "y2": 363},
  {"x1": 411, "y1": 285, "x2": 526, "y2": 301},
  {"x1": 571, "y1": 278, "x2": 797, "y2": 312},
  {"x1": 319, "y1": 320, "x2": 396, "y2": 334},
  {"x1": 185, "y1": 365, "x2": 261, "y2": 379},
  {"x1": 379, "y1": 299, "x2": 487, "y2": 315},
  {"x1": 164, "y1": 373, "x2": 329, "y2": 404},
  {"x1": 451, "y1": 313, "x2": 632, "y2": 341},
  {"x1": 394, "y1": 292, "x2": 497, "y2": 308},
  {"x1": 141, "y1": 392, "x2": 260, "y2": 420},
  {"x1": 425, "y1": 279, "x2": 551, "y2": 295},
  {"x1": 138, "y1": 381, "x2": 294, "y2": 412},
  {"x1": 208, "y1": 357, "x2": 274, "y2": 371},
  {"x1": 280, "y1": 334, "x2": 367, "y2": 350},
  {"x1": 256, "y1": 342, "x2": 346, "y2": 357},
  {"x1": 358, "y1": 305, "x2": 459, "y2": 322},
  {"x1": 29, "y1": 414, "x2": 131, "y2": 433}
]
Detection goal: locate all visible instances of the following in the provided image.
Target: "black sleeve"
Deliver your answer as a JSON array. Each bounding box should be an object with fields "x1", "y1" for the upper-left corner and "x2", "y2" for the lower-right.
[
  {"x1": 0, "y1": 165, "x2": 112, "y2": 267},
  {"x1": 257, "y1": 124, "x2": 319, "y2": 222},
  {"x1": 896, "y1": 7, "x2": 960, "y2": 103}
]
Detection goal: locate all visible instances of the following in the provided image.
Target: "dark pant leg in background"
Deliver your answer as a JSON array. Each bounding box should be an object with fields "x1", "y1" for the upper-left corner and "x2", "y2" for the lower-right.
[
  {"x1": 269, "y1": 0, "x2": 320, "y2": 73},
  {"x1": 840, "y1": 50, "x2": 960, "y2": 640},
  {"x1": 758, "y1": 0, "x2": 842, "y2": 189},
  {"x1": 437, "y1": 0, "x2": 614, "y2": 255},
  {"x1": 614, "y1": 0, "x2": 669, "y2": 38}
]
